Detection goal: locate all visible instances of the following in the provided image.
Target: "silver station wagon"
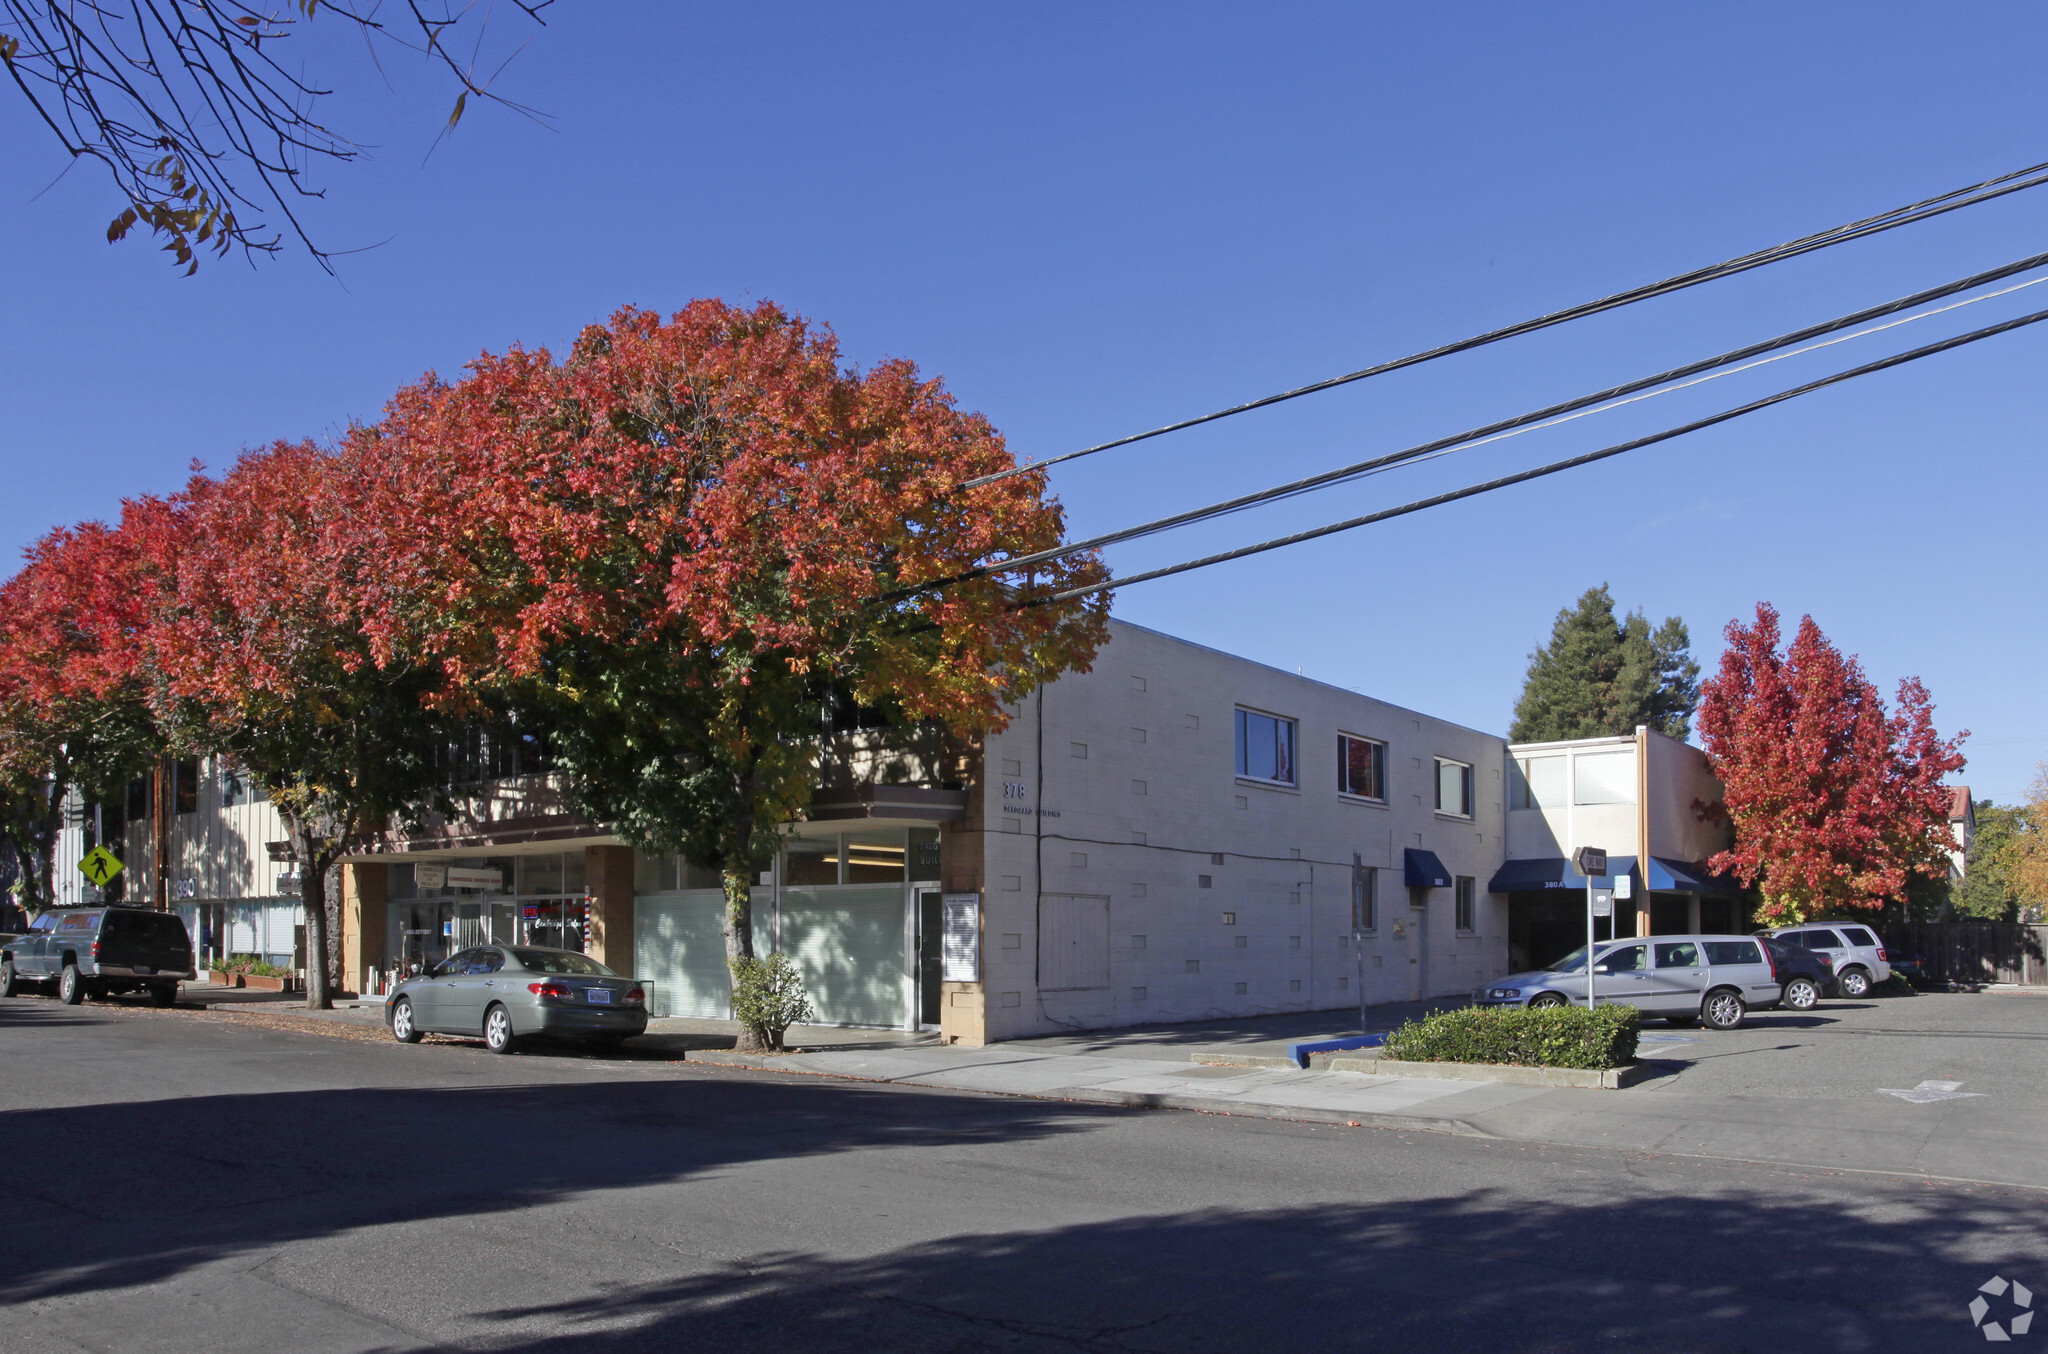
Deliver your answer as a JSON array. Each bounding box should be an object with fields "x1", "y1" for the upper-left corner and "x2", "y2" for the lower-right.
[
  {"x1": 385, "y1": 945, "x2": 647, "y2": 1054},
  {"x1": 1474, "y1": 934, "x2": 1786, "y2": 1030}
]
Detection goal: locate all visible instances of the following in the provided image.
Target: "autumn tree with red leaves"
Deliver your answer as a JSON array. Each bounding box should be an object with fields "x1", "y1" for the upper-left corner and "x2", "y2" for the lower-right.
[
  {"x1": 141, "y1": 444, "x2": 466, "y2": 1009},
  {"x1": 348, "y1": 301, "x2": 1108, "y2": 1045},
  {"x1": 0, "y1": 519, "x2": 163, "y2": 911},
  {"x1": 1696, "y1": 603, "x2": 1965, "y2": 925}
]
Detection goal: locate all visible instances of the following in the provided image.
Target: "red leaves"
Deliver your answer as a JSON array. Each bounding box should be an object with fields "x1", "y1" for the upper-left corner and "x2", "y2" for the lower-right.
[{"x1": 1697, "y1": 603, "x2": 1965, "y2": 923}]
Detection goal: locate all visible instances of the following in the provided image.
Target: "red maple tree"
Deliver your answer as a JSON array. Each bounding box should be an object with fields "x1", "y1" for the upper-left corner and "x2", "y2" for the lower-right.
[{"x1": 1696, "y1": 603, "x2": 1965, "y2": 925}]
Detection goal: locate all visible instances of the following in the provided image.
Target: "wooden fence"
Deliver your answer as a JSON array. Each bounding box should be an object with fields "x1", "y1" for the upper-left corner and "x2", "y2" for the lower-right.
[{"x1": 1884, "y1": 922, "x2": 2048, "y2": 987}]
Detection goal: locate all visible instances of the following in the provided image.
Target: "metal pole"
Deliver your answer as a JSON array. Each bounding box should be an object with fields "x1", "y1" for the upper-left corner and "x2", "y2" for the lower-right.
[
  {"x1": 1587, "y1": 872, "x2": 1597, "y2": 1009},
  {"x1": 1354, "y1": 852, "x2": 1366, "y2": 1033}
]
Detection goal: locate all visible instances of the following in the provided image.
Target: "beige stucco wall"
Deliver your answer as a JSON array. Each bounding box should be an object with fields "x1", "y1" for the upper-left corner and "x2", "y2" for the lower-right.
[
  {"x1": 964, "y1": 618, "x2": 1508, "y2": 1041},
  {"x1": 1641, "y1": 729, "x2": 1730, "y2": 864}
]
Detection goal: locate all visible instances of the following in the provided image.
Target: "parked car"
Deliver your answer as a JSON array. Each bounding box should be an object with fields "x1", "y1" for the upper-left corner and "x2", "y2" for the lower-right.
[
  {"x1": 1761, "y1": 937, "x2": 1835, "y2": 1011},
  {"x1": 0, "y1": 905, "x2": 195, "y2": 1006},
  {"x1": 1757, "y1": 923, "x2": 1890, "y2": 998},
  {"x1": 384, "y1": 944, "x2": 647, "y2": 1054},
  {"x1": 1474, "y1": 934, "x2": 1786, "y2": 1030}
]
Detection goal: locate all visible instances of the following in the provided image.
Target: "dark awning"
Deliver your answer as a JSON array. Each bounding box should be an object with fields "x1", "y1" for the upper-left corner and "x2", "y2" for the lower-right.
[
  {"x1": 1403, "y1": 848, "x2": 1453, "y2": 889},
  {"x1": 1488, "y1": 855, "x2": 1640, "y2": 892},
  {"x1": 1646, "y1": 856, "x2": 1746, "y2": 897}
]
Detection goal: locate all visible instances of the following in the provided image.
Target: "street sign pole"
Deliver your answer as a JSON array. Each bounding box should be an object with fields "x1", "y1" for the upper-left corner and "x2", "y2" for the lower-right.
[{"x1": 1572, "y1": 846, "x2": 1608, "y2": 1008}]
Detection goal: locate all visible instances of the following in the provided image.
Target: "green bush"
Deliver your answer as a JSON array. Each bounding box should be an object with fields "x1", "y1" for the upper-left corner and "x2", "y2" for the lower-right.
[
  {"x1": 728, "y1": 953, "x2": 814, "y2": 1051},
  {"x1": 1383, "y1": 1003, "x2": 1640, "y2": 1070},
  {"x1": 209, "y1": 953, "x2": 292, "y2": 978}
]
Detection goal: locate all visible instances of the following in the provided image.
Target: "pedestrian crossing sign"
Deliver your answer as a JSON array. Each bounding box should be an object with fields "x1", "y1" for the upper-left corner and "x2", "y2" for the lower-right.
[{"x1": 79, "y1": 846, "x2": 123, "y2": 887}]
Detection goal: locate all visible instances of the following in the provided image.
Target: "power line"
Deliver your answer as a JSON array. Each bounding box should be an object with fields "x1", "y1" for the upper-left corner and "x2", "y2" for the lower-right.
[
  {"x1": 897, "y1": 250, "x2": 2048, "y2": 601},
  {"x1": 967, "y1": 156, "x2": 2048, "y2": 489},
  {"x1": 1019, "y1": 302, "x2": 2048, "y2": 607}
]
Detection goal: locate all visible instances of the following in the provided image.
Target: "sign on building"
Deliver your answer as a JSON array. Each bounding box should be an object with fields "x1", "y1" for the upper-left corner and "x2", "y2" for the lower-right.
[
  {"x1": 415, "y1": 863, "x2": 448, "y2": 890},
  {"x1": 941, "y1": 893, "x2": 981, "y2": 982},
  {"x1": 445, "y1": 866, "x2": 504, "y2": 892}
]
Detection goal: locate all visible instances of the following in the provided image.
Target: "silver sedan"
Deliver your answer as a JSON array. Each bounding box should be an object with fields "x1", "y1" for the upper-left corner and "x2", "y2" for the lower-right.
[{"x1": 385, "y1": 944, "x2": 648, "y2": 1054}]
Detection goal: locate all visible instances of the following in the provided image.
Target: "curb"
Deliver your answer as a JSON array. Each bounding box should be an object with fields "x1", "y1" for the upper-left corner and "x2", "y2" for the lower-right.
[{"x1": 1325, "y1": 1056, "x2": 1651, "y2": 1089}]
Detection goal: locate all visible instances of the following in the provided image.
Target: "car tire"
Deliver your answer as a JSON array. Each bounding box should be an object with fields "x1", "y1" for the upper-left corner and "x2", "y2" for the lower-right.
[
  {"x1": 390, "y1": 997, "x2": 423, "y2": 1044},
  {"x1": 1837, "y1": 967, "x2": 1871, "y2": 998},
  {"x1": 149, "y1": 982, "x2": 178, "y2": 1008},
  {"x1": 0, "y1": 960, "x2": 17, "y2": 998},
  {"x1": 1528, "y1": 993, "x2": 1567, "y2": 1009},
  {"x1": 1700, "y1": 988, "x2": 1746, "y2": 1030},
  {"x1": 59, "y1": 964, "x2": 84, "y2": 1005},
  {"x1": 483, "y1": 1003, "x2": 519, "y2": 1055},
  {"x1": 1783, "y1": 976, "x2": 1820, "y2": 1011}
]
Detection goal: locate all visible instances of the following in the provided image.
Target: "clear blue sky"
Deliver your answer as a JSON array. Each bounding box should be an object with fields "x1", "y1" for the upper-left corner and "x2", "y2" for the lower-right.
[{"x1": 4, "y1": 3, "x2": 2043, "y2": 799}]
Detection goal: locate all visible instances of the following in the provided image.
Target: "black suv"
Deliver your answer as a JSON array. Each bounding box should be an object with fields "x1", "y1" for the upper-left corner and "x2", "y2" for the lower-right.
[
  {"x1": 1762, "y1": 936, "x2": 1836, "y2": 1011},
  {"x1": 1, "y1": 906, "x2": 195, "y2": 1006}
]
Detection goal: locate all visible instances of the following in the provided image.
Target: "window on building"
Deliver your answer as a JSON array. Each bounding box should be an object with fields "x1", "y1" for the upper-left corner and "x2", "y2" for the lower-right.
[
  {"x1": 125, "y1": 776, "x2": 148, "y2": 820},
  {"x1": 1435, "y1": 757, "x2": 1473, "y2": 817},
  {"x1": 1455, "y1": 876, "x2": 1475, "y2": 933},
  {"x1": 1572, "y1": 749, "x2": 1637, "y2": 805},
  {"x1": 1339, "y1": 734, "x2": 1387, "y2": 801},
  {"x1": 1508, "y1": 755, "x2": 1566, "y2": 810},
  {"x1": 1354, "y1": 865, "x2": 1377, "y2": 931},
  {"x1": 173, "y1": 757, "x2": 200, "y2": 814},
  {"x1": 1235, "y1": 708, "x2": 1297, "y2": 785}
]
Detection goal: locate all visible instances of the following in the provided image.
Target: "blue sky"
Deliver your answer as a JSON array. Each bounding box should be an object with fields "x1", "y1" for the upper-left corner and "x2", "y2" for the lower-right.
[{"x1": 3, "y1": 3, "x2": 2044, "y2": 798}]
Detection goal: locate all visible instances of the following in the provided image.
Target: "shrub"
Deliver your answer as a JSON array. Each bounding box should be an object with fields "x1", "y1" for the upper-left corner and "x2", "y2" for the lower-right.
[
  {"x1": 1383, "y1": 1003, "x2": 1640, "y2": 1070},
  {"x1": 208, "y1": 953, "x2": 292, "y2": 978},
  {"x1": 728, "y1": 953, "x2": 814, "y2": 1051}
]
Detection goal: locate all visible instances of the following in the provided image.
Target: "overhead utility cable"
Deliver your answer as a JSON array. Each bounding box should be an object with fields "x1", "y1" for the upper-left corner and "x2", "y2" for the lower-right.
[
  {"x1": 1020, "y1": 303, "x2": 2048, "y2": 607},
  {"x1": 892, "y1": 250, "x2": 2048, "y2": 601},
  {"x1": 966, "y1": 155, "x2": 2048, "y2": 489}
]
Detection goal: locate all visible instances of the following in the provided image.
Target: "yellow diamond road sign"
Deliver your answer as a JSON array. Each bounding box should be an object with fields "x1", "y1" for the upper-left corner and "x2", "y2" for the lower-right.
[{"x1": 79, "y1": 846, "x2": 123, "y2": 887}]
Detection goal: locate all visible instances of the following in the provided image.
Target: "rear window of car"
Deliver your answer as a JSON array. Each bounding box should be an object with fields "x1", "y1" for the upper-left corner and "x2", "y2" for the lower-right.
[
  {"x1": 510, "y1": 949, "x2": 613, "y2": 976},
  {"x1": 57, "y1": 912, "x2": 100, "y2": 932},
  {"x1": 1842, "y1": 926, "x2": 1879, "y2": 947},
  {"x1": 1798, "y1": 928, "x2": 1845, "y2": 948},
  {"x1": 1705, "y1": 940, "x2": 1764, "y2": 966},
  {"x1": 99, "y1": 912, "x2": 186, "y2": 944}
]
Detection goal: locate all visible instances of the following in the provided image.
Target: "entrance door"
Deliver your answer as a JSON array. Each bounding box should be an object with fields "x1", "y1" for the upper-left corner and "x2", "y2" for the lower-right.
[{"x1": 916, "y1": 889, "x2": 943, "y2": 1026}]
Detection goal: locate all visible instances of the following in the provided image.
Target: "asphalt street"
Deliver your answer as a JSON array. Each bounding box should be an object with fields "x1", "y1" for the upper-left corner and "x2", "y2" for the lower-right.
[{"x1": 0, "y1": 996, "x2": 2042, "y2": 1353}]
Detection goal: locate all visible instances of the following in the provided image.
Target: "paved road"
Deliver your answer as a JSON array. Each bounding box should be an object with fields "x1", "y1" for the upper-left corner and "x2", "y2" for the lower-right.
[{"x1": 1, "y1": 997, "x2": 2042, "y2": 1353}]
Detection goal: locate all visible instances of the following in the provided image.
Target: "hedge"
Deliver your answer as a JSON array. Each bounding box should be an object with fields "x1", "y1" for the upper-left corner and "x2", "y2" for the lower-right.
[{"x1": 1382, "y1": 1003, "x2": 1640, "y2": 1070}]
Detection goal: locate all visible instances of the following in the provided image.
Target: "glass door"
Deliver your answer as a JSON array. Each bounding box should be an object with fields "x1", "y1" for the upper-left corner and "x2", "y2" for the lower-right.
[{"x1": 917, "y1": 889, "x2": 943, "y2": 1027}]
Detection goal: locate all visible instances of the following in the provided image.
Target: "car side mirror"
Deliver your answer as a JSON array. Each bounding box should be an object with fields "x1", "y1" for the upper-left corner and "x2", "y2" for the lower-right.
[{"x1": 1593, "y1": 964, "x2": 1612, "y2": 974}]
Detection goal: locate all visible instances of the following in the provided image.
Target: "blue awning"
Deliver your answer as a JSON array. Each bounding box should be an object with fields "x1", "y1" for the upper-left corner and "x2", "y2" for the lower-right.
[
  {"x1": 1488, "y1": 856, "x2": 1640, "y2": 893},
  {"x1": 1403, "y1": 848, "x2": 1453, "y2": 889},
  {"x1": 1646, "y1": 856, "x2": 1747, "y2": 897}
]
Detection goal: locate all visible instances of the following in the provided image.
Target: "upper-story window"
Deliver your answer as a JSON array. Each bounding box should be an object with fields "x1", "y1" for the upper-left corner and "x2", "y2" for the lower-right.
[
  {"x1": 1572, "y1": 749, "x2": 1637, "y2": 805},
  {"x1": 1508, "y1": 754, "x2": 1565, "y2": 810},
  {"x1": 1435, "y1": 757, "x2": 1473, "y2": 818},
  {"x1": 1339, "y1": 734, "x2": 1387, "y2": 801},
  {"x1": 1235, "y1": 708, "x2": 1297, "y2": 786}
]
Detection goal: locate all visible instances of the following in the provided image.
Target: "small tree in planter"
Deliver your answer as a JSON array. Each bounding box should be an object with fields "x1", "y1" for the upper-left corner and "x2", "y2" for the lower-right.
[{"x1": 727, "y1": 954, "x2": 814, "y2": 1052}]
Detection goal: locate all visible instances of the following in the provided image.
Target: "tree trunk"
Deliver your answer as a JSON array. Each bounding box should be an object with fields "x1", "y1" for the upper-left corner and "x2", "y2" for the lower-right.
[
  {"x1": 723, "y1": 771, "x2": 764, "y2": 1051},
  {"x1": 291, "y1": 823, "x2": 337, "y2": 1011}
]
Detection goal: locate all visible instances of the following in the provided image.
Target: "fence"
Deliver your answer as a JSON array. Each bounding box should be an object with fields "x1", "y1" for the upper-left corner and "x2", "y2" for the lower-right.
[{"x1": 1885, "y1": 922, "x2": 2048, "y2": 987}]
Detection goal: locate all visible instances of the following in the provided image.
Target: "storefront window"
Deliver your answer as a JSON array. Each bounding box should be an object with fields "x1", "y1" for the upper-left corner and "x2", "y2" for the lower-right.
[
  {"x1": 845, "y1": 831, "x2": 906, "y2": 883},
  {"x1": 784, "y1": 837, "x2": 840, "y2": 886}
]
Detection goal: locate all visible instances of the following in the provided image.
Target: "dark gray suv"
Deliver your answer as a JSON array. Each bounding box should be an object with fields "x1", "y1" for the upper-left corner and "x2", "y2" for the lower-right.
[{"x1": 0, "y1": 906, "x2": 196, "y2": 1006}]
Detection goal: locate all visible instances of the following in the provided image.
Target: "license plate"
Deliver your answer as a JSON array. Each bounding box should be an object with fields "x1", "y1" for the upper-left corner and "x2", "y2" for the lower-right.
[
  {"x1": 586, "y1": 989, "x2": 611, "y2": 1005},
  {"x1": 133, "y1": 965, "x2": 153, "y2": 975}
]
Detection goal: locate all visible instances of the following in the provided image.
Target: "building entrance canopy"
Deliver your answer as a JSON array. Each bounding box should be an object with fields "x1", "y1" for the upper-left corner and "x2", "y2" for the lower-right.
[{"x1": 1489, "y1": 855, "x2": 1741, "y2": 897}]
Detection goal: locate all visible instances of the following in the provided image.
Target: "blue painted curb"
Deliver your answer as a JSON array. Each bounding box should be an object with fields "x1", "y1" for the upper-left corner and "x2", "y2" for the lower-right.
[{"x1": 1287, "y1": 1034, "x2": 1386, "y2": 1069}]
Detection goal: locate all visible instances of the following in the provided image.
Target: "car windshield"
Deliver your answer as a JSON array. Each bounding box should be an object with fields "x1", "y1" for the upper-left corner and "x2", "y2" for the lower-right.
[
  {"x1": 511, "y1": 949, "x2": 614, "y2": 977},
  {"x1": 1549, "y1": 946, "x2": 1591, "y2": 973}
]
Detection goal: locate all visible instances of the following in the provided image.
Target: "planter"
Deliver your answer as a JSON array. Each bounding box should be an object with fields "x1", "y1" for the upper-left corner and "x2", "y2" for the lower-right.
[
  {"x1": 205, "y1": 969, "x2": 243, "y2": 987},
  {"x1": 239, "y1": 973, "x2": 298, "y2": 992}
]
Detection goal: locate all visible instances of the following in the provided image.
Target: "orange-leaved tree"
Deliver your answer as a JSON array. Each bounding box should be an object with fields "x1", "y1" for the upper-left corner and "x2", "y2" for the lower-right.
[
  {"x1": 1696, "y1": 603, "x2": 1964, "y2": 925},
  {"x1": 0, "y1": 518, "x2": 162, "y2": 913},
  {"x1": 139, "y1": 444, "x2": 465, "y2": 1009},
  {"x1": 347, "y1": 301, "x2": 1109, "y2": 1045}
]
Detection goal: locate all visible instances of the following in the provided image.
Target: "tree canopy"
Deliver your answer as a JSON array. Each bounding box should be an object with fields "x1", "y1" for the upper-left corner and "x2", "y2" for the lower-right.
[
  {"x1": 1696, "y1": 602, "x2": 1965, "y2": 925},
  {"x1": 1956, "y1": 798, "x2": 2038, "y2": 921},
  {"x1": 1508, "y1": 584, "x2": 1699, "y2": 743}
]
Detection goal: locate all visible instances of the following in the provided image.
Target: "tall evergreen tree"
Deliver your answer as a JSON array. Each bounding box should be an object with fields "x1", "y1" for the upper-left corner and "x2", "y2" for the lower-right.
[{"x1": 1509, "y1": 584, "x2": 1700, "y2": 742}]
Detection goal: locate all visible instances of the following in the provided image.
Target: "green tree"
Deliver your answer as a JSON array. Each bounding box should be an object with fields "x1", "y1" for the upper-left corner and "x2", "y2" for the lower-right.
[
  {"x1": 1509, "y1": 585, "x2": 1699, "y2": 742},
  {"x1": 1957, "y1": 799, "x2": 2037, "y2": 921}
]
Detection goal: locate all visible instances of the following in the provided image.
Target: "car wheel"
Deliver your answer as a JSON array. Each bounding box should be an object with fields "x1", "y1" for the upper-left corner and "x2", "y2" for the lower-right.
[
  {"x1": 0, "y1": 960, "x2": 17, "y2": 998},
  {"x1": 1783, "y1": 976, "x2": 1820, "y2": 1011},
  {"x1": 1837, "y1": 967, "x2": 1871, "y2": 998},
  {"x1": 1528, "y1": 993, "x2": 1567, "y2": 1009},
  {"x1": 59, "y1": 964, "x2": 84, "y2": 1005},
  {"x1": 1701, "y1": 989, "x2": 1746, "y2": 1030},
  {"x1": 483, "y1": 1003, "x2": 519, "y2": 1055},
  {"x1": 149, "y1": 982, "x2": 178, "y2": 1008},
  {"x1": 390, "y1": 997, "x2": 423, "y2": 1044}
]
